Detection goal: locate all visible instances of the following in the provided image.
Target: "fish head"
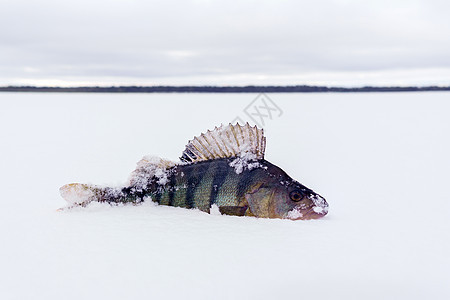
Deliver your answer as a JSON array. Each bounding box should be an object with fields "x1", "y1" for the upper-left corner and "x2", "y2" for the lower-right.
[
  {"x1": 245, "y1": 162, "x2": 328, "y2": 220},
  {"x1": 278, "y1": 184, "x2": 328, "y2": 220}
]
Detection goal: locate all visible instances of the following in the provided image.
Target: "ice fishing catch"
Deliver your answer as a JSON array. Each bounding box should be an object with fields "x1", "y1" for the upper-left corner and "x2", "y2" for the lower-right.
[{"x1": 60, "y1": 123, "x2": 328, "y2": 220}]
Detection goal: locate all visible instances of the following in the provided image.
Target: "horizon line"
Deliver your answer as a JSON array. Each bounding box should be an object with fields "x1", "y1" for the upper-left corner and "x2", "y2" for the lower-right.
[{"x1": 1, "y1": 85, "x2": 450, "y2": 93}]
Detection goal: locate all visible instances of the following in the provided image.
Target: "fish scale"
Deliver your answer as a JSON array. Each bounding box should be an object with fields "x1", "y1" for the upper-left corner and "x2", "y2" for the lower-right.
[
  {"x1": 208, "y1": 160, "x2": 230, "y2": 207},
  {"x1": 214, "y1": 162, "x2": 245, "y2": 207},
  {"x1": 152, "y1": 159, "x2": 242, "y2": 212},
  {"x1": 193, "y1": 162, "x2": 217, "y2": 211},
  {"x1": 172, "y1": 167, "x2": 187, "y2": 207}
]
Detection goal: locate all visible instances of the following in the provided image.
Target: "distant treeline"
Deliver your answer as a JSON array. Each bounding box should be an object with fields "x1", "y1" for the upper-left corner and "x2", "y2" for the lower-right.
[{"x1": 1, "y1": 85, "x2": 450, "y2": 93}]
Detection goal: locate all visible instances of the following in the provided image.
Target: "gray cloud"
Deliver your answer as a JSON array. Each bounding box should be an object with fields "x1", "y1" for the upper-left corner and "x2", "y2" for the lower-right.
[{"x1": 1, "y1": 0, "x2": 450, "y2": 86}]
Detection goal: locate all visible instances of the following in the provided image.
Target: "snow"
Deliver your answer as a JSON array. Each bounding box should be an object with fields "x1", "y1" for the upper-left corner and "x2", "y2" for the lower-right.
[
  {"x1": 59, "y1": 183, "x2": 96, "y2": 205},
  {"x1": 1, "y1": 92, "x2": 450, "y2": 300},
  {"x1": 313, "y1": 205, "x2": 324, "y2": 214},
  {"x1": 229, "y1": 151, "x2": 263, "y2": 174},
  {"x1": 209, "y1": 204, "x2": 221, "y2": 216},
  {"x1": 311, "y1": 194, "x2": 329, "y2": 214},
  {"x1": 287, "y1": 207, "x2": 303, "y2": 219},
  {"x1": 129, "y1": 156, "x2": 176, "y2": 190}
]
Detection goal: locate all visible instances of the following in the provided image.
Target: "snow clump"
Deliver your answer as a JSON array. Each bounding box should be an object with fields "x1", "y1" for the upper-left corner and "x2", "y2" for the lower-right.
[
  {"x1": 128, "y1": 156, "x2": 176, "y2": 192},
  {"x1": 229, "y1": 151, "x2": 263, "y2": 174}
]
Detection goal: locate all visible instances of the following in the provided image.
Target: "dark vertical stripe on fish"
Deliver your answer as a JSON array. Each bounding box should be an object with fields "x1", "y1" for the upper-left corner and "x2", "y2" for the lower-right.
[
  {"x1": 185, "y1": 163, "x2": 209, "y2": 209},
  {"x1": 236, "y1": 168, "x2": 257, "y2": 199},
  {"x1": 173, "y1": 168, "x2": 187, "y2": 207},
  {"x1": 168, "y1": 174, "x2": 176, "y2": 206},
  {"x1": 153, "y1": 191, "x2": 161, "y2": 204},
  {"x1": 119, "y1": 187, "x2": 131, "y2": 203},
  {"x1": 209, "y1": 162, "x2": 229, "y2": 207}
]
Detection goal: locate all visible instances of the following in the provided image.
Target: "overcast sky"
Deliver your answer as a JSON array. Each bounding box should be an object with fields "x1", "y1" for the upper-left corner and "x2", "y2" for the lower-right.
[{"x1": 1, "y1": 0, "x2": 450, "y2": 86}]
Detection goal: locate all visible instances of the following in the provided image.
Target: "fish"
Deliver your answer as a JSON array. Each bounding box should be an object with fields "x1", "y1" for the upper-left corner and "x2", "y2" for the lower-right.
[{"x1": 60, "y1": 123, "x2": 328, "y2": 220}]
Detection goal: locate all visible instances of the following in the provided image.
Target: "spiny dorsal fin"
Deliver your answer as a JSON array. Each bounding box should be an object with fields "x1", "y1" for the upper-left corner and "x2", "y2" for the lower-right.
[{"x1": 180, "y1": 123, "x2": 266, "y2": 163}]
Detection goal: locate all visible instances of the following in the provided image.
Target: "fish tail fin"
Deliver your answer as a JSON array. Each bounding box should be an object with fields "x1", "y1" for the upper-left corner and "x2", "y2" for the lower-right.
[{"x1": 59, "y1": 183, "x2": 103, "y2": 207}]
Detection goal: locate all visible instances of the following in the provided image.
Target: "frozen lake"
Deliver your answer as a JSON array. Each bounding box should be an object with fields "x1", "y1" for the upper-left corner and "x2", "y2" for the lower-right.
[{"x1": 0, "y1": 92, "x2": 449, "y2": 299}]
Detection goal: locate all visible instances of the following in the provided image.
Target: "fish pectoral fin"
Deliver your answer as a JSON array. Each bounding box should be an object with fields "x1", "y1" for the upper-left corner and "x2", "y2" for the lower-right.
[
  {"x1": 218, "y1": 206, "x2": 249, "y2": 216},
  {"x1": 244, "y1": 207, "x2": 255, "y2": 217}
]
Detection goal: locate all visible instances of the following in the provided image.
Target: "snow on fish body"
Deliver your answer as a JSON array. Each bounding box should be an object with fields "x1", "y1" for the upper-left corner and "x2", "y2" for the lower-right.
[{"x1": 60, "y1": 123, "x2": 328, "y2": 220}]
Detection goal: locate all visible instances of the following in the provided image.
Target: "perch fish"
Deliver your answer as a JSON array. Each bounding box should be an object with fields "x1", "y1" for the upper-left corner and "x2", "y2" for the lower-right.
[{"x1": 60, "y1": 123, "x2": 328, "y2": 220}]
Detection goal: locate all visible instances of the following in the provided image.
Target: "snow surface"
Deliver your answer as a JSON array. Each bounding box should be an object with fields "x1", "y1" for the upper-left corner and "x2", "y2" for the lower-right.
[{"x1": 1, "y1": 92, "x2": 449, "y2": 300}]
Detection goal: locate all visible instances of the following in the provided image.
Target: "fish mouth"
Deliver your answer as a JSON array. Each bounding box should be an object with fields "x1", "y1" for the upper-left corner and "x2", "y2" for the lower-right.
[
  {"x1": 302, "y1": 206, "x2": 328, "y2": 220},
  {"x1": 286, "y1": 204, "x2": 328, "y2": 220},
  {"x1": 306, "y1": 195, "x2": 328, "y2": 219}
]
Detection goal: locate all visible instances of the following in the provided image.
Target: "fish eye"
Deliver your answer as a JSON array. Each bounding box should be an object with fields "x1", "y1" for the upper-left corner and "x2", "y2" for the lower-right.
[{"x1": 289, "y1": 190, "x2": 304, "y2": 202}]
